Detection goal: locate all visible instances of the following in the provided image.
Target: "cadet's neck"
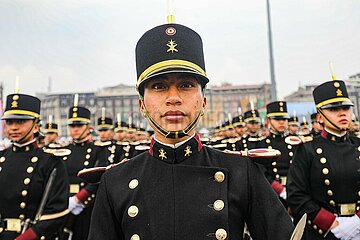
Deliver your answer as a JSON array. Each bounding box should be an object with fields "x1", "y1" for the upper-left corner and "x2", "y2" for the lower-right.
[{"x1": 154, "y1": 132, "x2": 195, "y2": 148}]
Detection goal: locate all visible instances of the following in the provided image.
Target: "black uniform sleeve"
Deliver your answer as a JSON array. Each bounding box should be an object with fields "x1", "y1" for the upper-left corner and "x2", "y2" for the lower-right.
[
  {"x1": 31, "y1": 155, "x2": 69, "y2": 238},
  {"x1": 88, "y1": 171, "x2": 123, "y2": 240},
  {"x1": 245, "y1": 161, "x2": 294, "y2": 240}
]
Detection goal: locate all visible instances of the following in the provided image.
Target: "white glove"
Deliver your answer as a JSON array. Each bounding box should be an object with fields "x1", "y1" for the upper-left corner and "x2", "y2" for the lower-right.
[
  {"x1": 279, "y1": 189, "x2": 287, "y2": 200},
  {"x1": 68, "y1": 196, "x2": 85, "y2": 215},
  {"x1": 331, "y1": 215, "x2": 360, "y2": 240}
]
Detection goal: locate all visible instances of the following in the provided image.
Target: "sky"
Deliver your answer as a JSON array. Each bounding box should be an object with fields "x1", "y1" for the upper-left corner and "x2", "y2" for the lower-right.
[{"x1": 0, "y1": 0, "x2": 359, "y2": 99}]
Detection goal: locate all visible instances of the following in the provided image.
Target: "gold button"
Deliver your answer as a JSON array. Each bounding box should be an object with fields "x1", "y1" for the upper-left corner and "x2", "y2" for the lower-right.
[
  {"x1": 80, "y1": 182, "x2": 85, "y2": 187},
  {"x1": 320, "y1": 157, "x2": 327, "y2": 164},
  {"x1": 84, "y1": 201, "x2": 88, "y2": 205},
  {"x1": 322, "y1": 168, "x2": 329, "y2": 175},
  {"x1": 0, "y1": 227, "x2": 3, "y2": 233},
  {"x1": 128, "y1": 205, "x2": 139, "y2": 218},
  {"x1": 242, "y1": 139, "x2": 246, "y2": 143},
  {"x1": 275, "y1": 174, "x2": 280, "y2": 179},
  {"x1": 268, "y1": 146, "x2": 273, "y2": 149},
  {"x1": 316, "y1": 148, "x2": 323, "y2": 154},
  {"x1": 231, "y1": 144, "x2": 235, "y2": 147},
  {"x1": 24, "y1": 178, "x2": 31, "y2": 185},
  {"x1": 307, "y1": 220, "x2": 311, "y2": 225},
  {"x1": 19, "y1": 214, "x2": 25, "y2": 220},
  {"x1": 266, "y1": 139, "x2": 270, "y2": 144},
  {"x1": 329, "y1": 200, "x2": 335, "y2": 206},
  {"x1": 31, "y1": 157, "x2": 38, "y2": 163},
  {"x1": 40, "y1": 236, "x2": 45, "y2": 240},
  {"x1": 87, "y1": 197, "x2": 92, "y2": 201},
  {"x1": 290, "y1": 160, "x2": 293, "y2": 164},
  {"x1": 131, "y1": 234, "x2": 140, "y2": 240},
  {"x1": 324, "y1": 179, "x2": 330, "y2": 185},
  {"x1": 214, "y1": 200, "x2": 225, "y2": 211},
  {"x1": 63, "y1": 156, "x2": 68, "y2": 161},
  {"x1": 273, "y1": 168, "x2": 278, "y2": 173},
  {"x1": 358, "y1": 146, "x2": 360, "y2": 151},
  {"x1": 129, "y1": 179, "x2": 139, "y2": 189},
  {"x1": 214, "y1": 171, "x2": 225, "y2": 183},
  {"x1": 125, "y1": 153, "x2": 129, "y2": 157},
  {"x1": 84, "y1": 161, "x2": 89, "y2": 166},
  {"x1": 87, "y1": 148, "x2": 92, "y2": 153},
  {"x1": 287, "y1": 145, "x2": 292, "y2": 150},
  {"x1": 27, "y1": 167, "x2": 34, "y2": 173},
  {"x1": 215, "y1": 228, "x2": 227, "y2": 240},
  {"x1": 313, "y1": 225, "x2": 317, "y2": 230},
  {"x1": 327, "y1": 190, "x2": 333, "y2": 196},
  {"x1": 358, "y1": 191, "x2": 360, "y2": 197},
  {"x1": 0, "y1": 167, "x2": 2, "y2": 172},
  {"x1": 318, "y1": 229, "x2": 323, "y2": 234},
  {"x1": 91, "y1": 194, "x2": 95, "y2": 198},
  {"x1": 86, "y1": 154, "x2": 91, "y2": 159},
  {"x1": 289, "y1": 152, "x2": 293, "y2": 157},
  {"x1": 0, "y1": 156, "x2": 5, "y2": 162},
  {"x1": 22, "y1": 190, "x2": 28, "y2": 197},
  {"x1": 20, "y1": 202, "x2": 26, "y2": 209},
  {"x1": 272, "y1": 161, "x2": 277, "y2": 166}
]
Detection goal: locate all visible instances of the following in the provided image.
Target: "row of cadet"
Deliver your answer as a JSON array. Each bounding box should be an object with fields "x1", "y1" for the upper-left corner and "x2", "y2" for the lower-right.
[{"x1": 1, "y1": 18, "x2": 360, "y2": 240}]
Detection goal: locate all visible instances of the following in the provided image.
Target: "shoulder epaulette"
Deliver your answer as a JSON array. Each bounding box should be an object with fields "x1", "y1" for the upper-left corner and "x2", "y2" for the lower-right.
[
  {"x1": 228, "y1": 137, "x2": 240, "y2": 144},
  {"x1": 285, "y1": 135, "x2": 313, "y2": 146},
  {"x1": 135, "y1": 145, "x2": 150, "y2": 151},
  {"x1": 248, "y1": 136, "x2": 266, "y2": 142},
  {"x1": 130, "y1": 141, "x2": 140, "y2": 146},
  {"x1": 94, "y1": 140, "x2": 112, "y2": 147},
  {"x1": 211, "y1": 143, "x2": 228, "y2": 149},
  {"x1": 47, "y1": 143, "x2": 63, "y2": 149},
  {"x1": 44, "y1": 148, "x2": 72, "y2": 157},
  {"x1": 116, "y1": 141, "x2": 129, "y2": 146}
]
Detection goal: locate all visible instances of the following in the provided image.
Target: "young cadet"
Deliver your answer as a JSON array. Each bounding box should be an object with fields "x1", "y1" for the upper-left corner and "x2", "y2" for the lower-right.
[
  {"x1": 61, "y1": 97, "x2": 105, "y2": 240},
  {"x1": 87, "y1": 20, "x2": 294, "y2": 240},
  {"x1": 0, "y1": 93, "x2": 68, "y2": 239},
  {"x1": 287, "y1": 80, "x2": 360, "y2": 239}
]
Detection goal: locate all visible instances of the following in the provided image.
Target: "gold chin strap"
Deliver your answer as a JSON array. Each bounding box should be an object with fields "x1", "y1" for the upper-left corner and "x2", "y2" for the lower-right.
[
  {"x1": 75, "y1": 125, "x2": 90, "y2": 141},
  {"x1": 268, "y1": 118, "x2": 284, "y2": 134},
  {"x1": 16, "y1": 119, "x2": 37, "y2": 144},
  {"x1": 140, "y1": 99, "x2": 203, "y2": 139},
  {"x1": 317, "y1": 108, "x2": 350, "y2": 131}
]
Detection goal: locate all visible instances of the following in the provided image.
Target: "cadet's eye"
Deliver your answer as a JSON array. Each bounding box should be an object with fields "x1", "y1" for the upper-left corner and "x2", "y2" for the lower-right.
[
  {"x1": 151, "y1": 82, "x2": 167, "y2": 90},
  {"x1": 179, "y1": 81, "x2": 195, "y2": 89}
]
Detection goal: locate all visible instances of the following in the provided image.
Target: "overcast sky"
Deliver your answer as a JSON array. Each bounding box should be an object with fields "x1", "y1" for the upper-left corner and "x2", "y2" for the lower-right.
[{"x1": 0, "y1": 0, "x2": 359, "y2": 100}]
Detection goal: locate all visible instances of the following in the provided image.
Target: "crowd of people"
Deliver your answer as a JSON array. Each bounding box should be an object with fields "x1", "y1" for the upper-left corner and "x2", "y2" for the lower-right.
[{"x1": 0, "y1": 16, "x2": 359, "y2": 240}]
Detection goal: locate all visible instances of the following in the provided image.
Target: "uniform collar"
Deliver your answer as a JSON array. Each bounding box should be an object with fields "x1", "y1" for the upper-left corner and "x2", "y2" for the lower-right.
[
  {"x1": 73, "y1": 136, "x2": 92, "y2": 146},
  {"x1": 12, "y1": 139, "x2": 38, "y2": 152},
  {"x1": 321, "y1": 129, "x2": 349, "y2": 143},
  {"x1": 269, "y1": 130, "x2": 285, "y2": 138},
  {"x1": 149, "y1": 134, "x2": 203, "y2": 164}
]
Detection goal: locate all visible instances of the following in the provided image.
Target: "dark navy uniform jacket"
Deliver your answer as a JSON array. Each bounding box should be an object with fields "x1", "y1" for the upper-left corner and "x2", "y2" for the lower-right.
[
  {"x1": 287, "y1": 130, "x2": 360, "y2": 239},
  {"x1": 88, "y1": 135, "x2": 294, "y2": 240},
  {"x1": 0, "y1": 141, "x2": 69, "y2": 240}
]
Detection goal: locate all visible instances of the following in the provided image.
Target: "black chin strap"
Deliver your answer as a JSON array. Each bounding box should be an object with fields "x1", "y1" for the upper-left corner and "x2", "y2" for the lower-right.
[
  {"x1": 268, "y1": 118, "x2": 284, "y2": 134},
  {"x1": 140, "y1": 99, "x2": 203, "y2": 139},
  {"x1": 317, "y1": 108, "x2": 350, "y2": 131},
  {"x1": 16, "y1": 120, "x2": 37, "y2": 144}
]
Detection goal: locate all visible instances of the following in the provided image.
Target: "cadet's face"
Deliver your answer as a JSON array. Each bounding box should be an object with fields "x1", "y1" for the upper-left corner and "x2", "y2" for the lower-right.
[
  {"x1": 98, "y1": 129, "x2": 113, "y2": 141},
  {"x1": 235, "y1": 126, "x2": 245, "y2": 135},
  {"x1": 45, "y1": 132, "x2": 58, "y2": 144},
  {"x1": 115, "y1": 130, "x2": 126, "y2": 141},
  {"x1": 246, "y1": 122, "x2": 259, "y2": 134},
  {"x1": 69, "y1": 124, "x2": 89, "y2": 140},
  {"x1": 269, "y1": 118, "x2": 288, "y2": 132},
  {"x1": 141, "y1": 73, "x2": 206, "y2": 143},
  {"x1": 288, "y1": 125, "x2": 299, "y2": 133},
  {"x1": 319, "y1": 106, "x2": 352, "y2": 133},
  {"x1": 5, "y1": 119, "x2": 38, "y2": 143}
]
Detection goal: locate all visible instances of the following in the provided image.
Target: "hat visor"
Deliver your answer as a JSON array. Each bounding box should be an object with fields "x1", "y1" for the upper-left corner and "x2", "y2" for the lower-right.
[
  {"x1": 268, "y1": 115, "x2": 290, "y2": 120},
  {"x1": 2, "y1": 114, "x2": 36, "y2": 120},
  {"x1": 67, "y1": 120, "x2": 89, "y2": 125},
  {"x1": 320, "y1": 101, "x2": 354, "y2": 109},
  {"x1": 137, "y1": 69, "x2": 209, "y2": 95}
]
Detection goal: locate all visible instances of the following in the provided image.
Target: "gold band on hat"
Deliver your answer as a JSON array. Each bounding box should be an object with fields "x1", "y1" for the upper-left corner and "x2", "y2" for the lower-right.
[
  {"x1": 4, "y1": 110, "x2": 39, "y2": 118},
  {"x1": 68, "y1": 117, "x2": 91, "y2": 123},
  {"x1": 97, "y1": 124, "x2": 113, "y2": 129},
  {"x1": 316, "y1": 97, "x2": 353, "y2": 108},
  {"x1": 137, "y1": 59, "x2": 206, "y2": 89},
  {"x1": 267, "y1": 112, "x2": 289, "y2": 118}
]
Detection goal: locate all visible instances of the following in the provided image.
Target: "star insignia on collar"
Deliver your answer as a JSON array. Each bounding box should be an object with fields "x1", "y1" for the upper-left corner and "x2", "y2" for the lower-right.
[
  {"x1": 159, "y1": 148, "x2": 167, "y2": 160},
  {"x1": 184, "y1": 145, "x2": 192, "y2": 157},
  {"x1": 167, "y1": 39, "x2": 178, "y2": 53}
]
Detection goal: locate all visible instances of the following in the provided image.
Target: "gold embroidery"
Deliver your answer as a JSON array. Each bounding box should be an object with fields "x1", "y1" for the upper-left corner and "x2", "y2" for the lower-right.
[
  {"x1": 159, "y1": 148, "x2": 167, "y2": 160},
  {"x1": 336, "y1": 89, "x2": 343, "y2": 96},
  {"x1": 167, "y1": 40, "x2": 178, "y2": 53},
  {"x1": 184, "y1": 146, "x2": 192, "y2": 157}
]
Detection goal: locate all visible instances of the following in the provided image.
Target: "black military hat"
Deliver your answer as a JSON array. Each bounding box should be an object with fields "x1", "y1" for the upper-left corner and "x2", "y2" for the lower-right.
[
  {"x1": 128, "y1": 123, "x2": 137, "y2": 133},
  {"x1": 310, "y1": 113, "x2": 318, "y2": 123},
  {"x1": 244, "y1": 110, "x2": 260, "y2": 123},
  {"x1": 114, "y1": 121, "x2": 128, "y2": 132},
  {"x1": 288, "y1": 116, "x2": 299, "y2": 125},
  {"x1": 97, "y1": 117, "x2": 113, "y2": 131},
  {"x1": 232, "y1": 115, "x2": 245, "y2": 127},
  {"x1": 2, "y1": 94, "x2": 40, "y2": 120},
  {"x1": 313, "y1": 80, "x2": 353, "y2": 109},
  {"x1": 44, "y1": 123, "x2": 58, "y2": 133},
  {"x1": 67, "y1": 106, "x2": 91, "y2": 125},
  {"x1": 135, "y1": 23, "x2": 209, "y2": 96},
  {"x1": 224, "y1": 120, "x2": 233, "y2": 130},
  {"x1": 266, "y1": 101, "x2": 289, "y2": 119}
]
